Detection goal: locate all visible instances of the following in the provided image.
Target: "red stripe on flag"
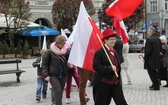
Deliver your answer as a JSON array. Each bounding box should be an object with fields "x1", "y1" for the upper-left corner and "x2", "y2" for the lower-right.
[
  {"x1": 82, "y1": 18, "x2": 103, "y2": 71},
  {"x1": 113, "y1": 17, "x2": 129, "y2": 44},
  {"x1": 106, "y1": 0, "x2": 143, "y2": 20}
]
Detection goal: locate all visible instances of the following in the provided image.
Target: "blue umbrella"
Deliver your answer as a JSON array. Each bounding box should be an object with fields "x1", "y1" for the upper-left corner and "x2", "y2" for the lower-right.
[{"x1": 17, "y1": 27, "x2": 60, "y2": 36}]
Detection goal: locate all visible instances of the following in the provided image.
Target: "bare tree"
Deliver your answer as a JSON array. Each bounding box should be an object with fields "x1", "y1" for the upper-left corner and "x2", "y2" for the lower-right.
[{"x1": 0, "y1": 0, "x2": 31, "y2": 44}]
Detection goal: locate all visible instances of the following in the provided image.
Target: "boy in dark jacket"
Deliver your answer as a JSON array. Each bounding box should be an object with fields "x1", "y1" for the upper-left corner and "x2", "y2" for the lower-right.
[{"x1": 32, "y1": 49, "x2": 48, "y2": 102}]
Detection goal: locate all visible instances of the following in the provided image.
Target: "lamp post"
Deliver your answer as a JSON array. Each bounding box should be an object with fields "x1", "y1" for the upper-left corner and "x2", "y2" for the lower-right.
[
  {"x1": 97, "y1": 9, "x2": 102, "y2": 30},
  {"x1": 160, "y1": 10, "x2": 164, "y2": 35},
  {"x1": 38, "y1": 20, "x2": 42, "y2": 50},
  {"x1": 144, "y1": 0, "x2": 147, "y2": 39}
]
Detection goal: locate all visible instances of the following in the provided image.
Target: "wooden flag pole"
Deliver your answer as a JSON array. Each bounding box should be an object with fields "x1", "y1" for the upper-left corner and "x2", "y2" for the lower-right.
[{"x1": 96, "y1": 34, "x2": 118, "y2": 77}]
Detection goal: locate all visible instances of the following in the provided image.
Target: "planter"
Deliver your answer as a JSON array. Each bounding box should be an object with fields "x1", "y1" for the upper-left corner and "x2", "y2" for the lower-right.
[
  {"x1": 16, "y1": 54, "x2": 23, "y2": 58},
  {"x1": 32, "y1": 47, "x2": 38, "y2": 55},
  {"x1": 23, "y1": 55, "x2": 31, "y2": 59},
  {"x1": 0, "y1": 54, "x2": 3, "y2": 59},
  {"x1": 4, "y1": 54, "x2": 15, "y2": 58}
]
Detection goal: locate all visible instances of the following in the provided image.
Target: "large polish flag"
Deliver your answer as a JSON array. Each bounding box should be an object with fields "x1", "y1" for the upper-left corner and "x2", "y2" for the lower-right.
[
  {"x1": 113, "y1": 17, "x2": 129, "y2": 44},
  {"x1": 106, "y1": 0, "x2": 143, "y2": 20},
  {"x1": 68, "y1": 1, "x2": 103, "y2": 71}
]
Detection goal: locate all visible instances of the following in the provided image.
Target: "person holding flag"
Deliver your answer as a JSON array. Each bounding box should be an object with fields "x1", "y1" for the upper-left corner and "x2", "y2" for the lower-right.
[
  {"x1": 104, "y1": 0, "x2": 143, "y2": 88},
  {"x1": 92, "y1": 29, "x2": 128, "y2": 105}
]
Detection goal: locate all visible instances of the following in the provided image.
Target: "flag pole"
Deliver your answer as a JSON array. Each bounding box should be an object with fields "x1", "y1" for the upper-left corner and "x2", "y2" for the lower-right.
[{"x1": 96, "y1": 34, "x2": 118, "y2": 77}]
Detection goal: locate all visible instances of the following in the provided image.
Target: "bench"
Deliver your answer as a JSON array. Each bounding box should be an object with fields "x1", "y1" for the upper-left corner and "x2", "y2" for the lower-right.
[{"x1": 0, "y1": 59, "x2": 25, "y2": 82}]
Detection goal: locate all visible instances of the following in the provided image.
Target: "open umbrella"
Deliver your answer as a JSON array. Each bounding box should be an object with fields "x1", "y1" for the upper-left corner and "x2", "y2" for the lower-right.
[{"x1": 17, "y1": 27, "x2": 60, "y2": 36}]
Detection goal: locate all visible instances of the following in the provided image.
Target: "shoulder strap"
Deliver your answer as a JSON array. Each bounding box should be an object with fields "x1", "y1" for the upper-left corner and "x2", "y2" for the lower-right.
[{"x1": 49, "y1": 50, "x2": 66, "y2": 62}]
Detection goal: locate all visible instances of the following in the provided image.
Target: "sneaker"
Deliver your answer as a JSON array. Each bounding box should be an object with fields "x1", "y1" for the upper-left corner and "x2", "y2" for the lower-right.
[
  {"x1": 43, "y1": 94, "x2": 46, "y2": 99},
  {"x1": 66, "y1": 98, "x2": 71, "y2": 104},
  {"x1": 36, "y1": 97, "x2": 40, "y2": 102},
  {"x1": 163, "y1": 84, "x2": 168, "y2": 87},
  {"x1": 85, "y1": 97, "x2": 90, "y2": 102},
  {"x1": 42, "y1": 95, "x2": 46, "y2": 99},
  {"x1": 124, "y1": 81, "x2": 131, "y2": 85},
  {"x1": 88, "y1": 81, "x2": 93, "y2": 87}
]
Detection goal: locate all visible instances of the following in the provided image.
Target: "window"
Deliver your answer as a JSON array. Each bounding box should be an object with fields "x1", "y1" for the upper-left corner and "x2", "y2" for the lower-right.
[
  {"x1": 165, "y1": 0, "x2": 168, "y2": 10},
  {"x1": 133, "y1": 40, "x2": 138, "y2": 44},
  {"x1": 138, "y1": 40, "x2": 144, "y2": 44},
  {"x1": 150, "y1": 1, "x2": 157, "y2": 12},
  {"x1": 35, "y1": 0, "x2": 49, "y2": 5}
]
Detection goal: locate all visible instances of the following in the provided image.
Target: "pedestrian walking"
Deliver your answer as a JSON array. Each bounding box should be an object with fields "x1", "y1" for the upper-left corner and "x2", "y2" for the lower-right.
[
  {"x1": 42, "y1": 35, "x2": 68, "y2": 105},
  {"x1": 32, "y1": 49, "x2": 48, "y2": 102},
  {"x1": 65, "y1": 47, "x2": 80, "y2": 104},
  {"x1": 144, "y1": 26, "x2": 161, "y2": 90},
  {"x1": 114, "y1": 36, "x2": 124, "y2": 63},
  {"x1": 92, "y1": 28, "x2": 128, "y2": 105},
  {"x1": 78, "y1": 67, "x2": 94, "y2": 105},
  {"x1": 159, "y1": 36, "x2": 168, "y2": 87},
  {"x1": 121, "y1": 43, "x2": 131, "y2": 85}
]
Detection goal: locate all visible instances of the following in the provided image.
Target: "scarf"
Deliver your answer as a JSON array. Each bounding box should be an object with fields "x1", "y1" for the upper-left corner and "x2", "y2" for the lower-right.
[{"x1": 50, "y1": 42, "x2": 67, "y2": 55}]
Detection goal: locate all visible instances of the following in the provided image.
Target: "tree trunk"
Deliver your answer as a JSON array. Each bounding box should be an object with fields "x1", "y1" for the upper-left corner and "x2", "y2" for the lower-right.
[{"x1": 8, "y1": 29, "x2": 15, "y2": 45}]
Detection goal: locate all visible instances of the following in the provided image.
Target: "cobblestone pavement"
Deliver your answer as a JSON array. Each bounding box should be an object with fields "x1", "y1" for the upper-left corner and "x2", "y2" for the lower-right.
[{"x1": 0, "y1": 53, "x2": 168, "y2": 105}]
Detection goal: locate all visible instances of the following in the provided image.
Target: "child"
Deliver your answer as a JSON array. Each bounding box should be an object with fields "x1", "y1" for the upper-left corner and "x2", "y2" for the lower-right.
[{"x1": 32, "y1": 49, "x2": 48, "y2": 102}]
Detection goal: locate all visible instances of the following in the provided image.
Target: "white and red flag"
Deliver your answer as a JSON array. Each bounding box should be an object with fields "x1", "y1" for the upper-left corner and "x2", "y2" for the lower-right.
[
  {"x1": 68, "y1": 1, "x2": 103, "y2": 71},
  {"x1": 113, "y1": 17, "x2": 129, "y2": 44},
  {"x1": 106, "y1": 0, "x2": 143, "y2": 20},
  {"x1": 61, "y1": 28, "x2": 68, "y2": 40}
]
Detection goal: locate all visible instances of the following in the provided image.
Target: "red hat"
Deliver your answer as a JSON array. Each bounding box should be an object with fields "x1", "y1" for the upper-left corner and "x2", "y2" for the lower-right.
[{"x1": 102, "y1": 29, "x2": 117, "y2": 40}]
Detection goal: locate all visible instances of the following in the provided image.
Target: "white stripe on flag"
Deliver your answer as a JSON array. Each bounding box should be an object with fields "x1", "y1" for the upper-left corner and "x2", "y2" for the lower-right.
[{"x1": 68, "y1": 1, "x2": 93, "y2": 68}]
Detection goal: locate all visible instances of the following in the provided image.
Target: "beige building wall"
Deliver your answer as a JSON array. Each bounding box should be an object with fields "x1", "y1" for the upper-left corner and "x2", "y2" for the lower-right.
[{"x1": 26, "y1": 0, "x2": 105, "y2": 28}]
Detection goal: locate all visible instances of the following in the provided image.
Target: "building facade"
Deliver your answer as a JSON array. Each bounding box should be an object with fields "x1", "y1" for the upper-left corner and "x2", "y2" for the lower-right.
[
  {"x1": 26, "y1": 0, "x2": 104, "y2": 29},
  {"x1": 146, "y1": 0, "x2": 168, "y2": 36}
]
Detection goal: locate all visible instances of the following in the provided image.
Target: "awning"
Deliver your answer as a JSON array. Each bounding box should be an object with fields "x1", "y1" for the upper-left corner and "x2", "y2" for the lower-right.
[
  {"x1": 17, "y1": 27, "x2": 60, "y2": 36},
  {"x1": 0, "y1": 14, "x2": 40, "y2": 28}
]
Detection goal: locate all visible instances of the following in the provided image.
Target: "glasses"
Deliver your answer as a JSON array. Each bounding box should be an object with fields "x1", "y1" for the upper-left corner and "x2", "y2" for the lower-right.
[
  {"x1": 147, "y1": 30, "x2": 152, "y2": 32},
  {"x1": 107, "y1": 38, "x2": 116, "y2": 41}
]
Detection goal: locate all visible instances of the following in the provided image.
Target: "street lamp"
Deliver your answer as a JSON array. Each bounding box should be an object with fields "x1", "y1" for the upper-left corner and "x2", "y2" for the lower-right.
[
  {"x1": 144, "y1": 0, "x2": 147, "y2": 39},
  {"x1": 160, "y1": 10, "x2": 164, "y2": 35},
  {"x1": 97, "y1": 9, "x2": 102, "y2": 30}
]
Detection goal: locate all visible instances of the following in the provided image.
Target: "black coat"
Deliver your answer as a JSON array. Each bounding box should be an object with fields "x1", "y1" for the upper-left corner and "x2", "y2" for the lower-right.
[
  {"x1": 42, "y1": 50, "x2": 68, "y2": 78},
  {"x1": 144, "y1": 34, "x2": 161, "y2": 70},
  {"x1": 92, "y1": 47, "x2": 121, "y2": 86},
  {"x1": 160, "y1": 43, "x2": 168, "y2": 68},
  {"x1": 114, "y1": 37, "x2": 124, "y2": 63},
  {"x1": 32, "y1": 57, "x2": 43, "y2": 77}
]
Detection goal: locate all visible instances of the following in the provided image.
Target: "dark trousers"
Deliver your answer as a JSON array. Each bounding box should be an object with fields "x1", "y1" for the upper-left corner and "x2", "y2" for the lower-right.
[
  {"x1": 147, "y1": 69, "x2": 159, "y2": 88},
  {"x1": 50, "y1": 76, "x2": 67, "y2": 105},
  {"x1": 79, "y1": 68, "x2": 94, "y2": 105},
  {"x1": 93, "y1": 82, "x2": 128, "y2": 105}
]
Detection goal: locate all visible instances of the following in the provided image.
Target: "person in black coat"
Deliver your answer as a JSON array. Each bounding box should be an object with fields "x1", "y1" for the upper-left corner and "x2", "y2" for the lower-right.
[
  {"x1": 159, "y1": 36, "x2": 168, "y2": 87},
  {"x1": 114, "y1": 36, "x2": 124, "y2": 63},
  {"x1": 92, "y1": 29, "x2": 128, "y2": 105},
  {"x1": 144, "y1": 26, "x2": 161, "y2": 90},
  {"x1": 42, "y1": 35, "x2": 68, "y2": 105}
]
